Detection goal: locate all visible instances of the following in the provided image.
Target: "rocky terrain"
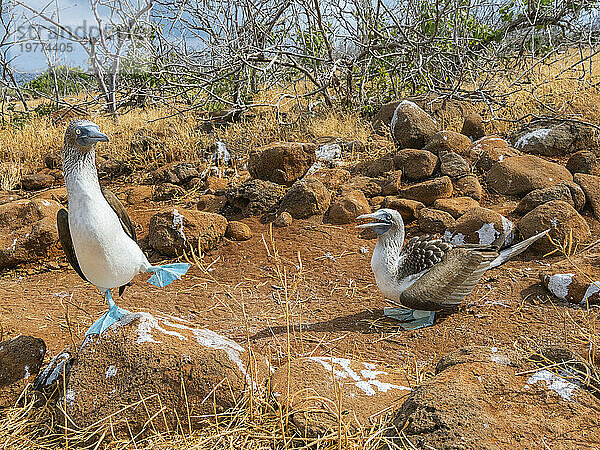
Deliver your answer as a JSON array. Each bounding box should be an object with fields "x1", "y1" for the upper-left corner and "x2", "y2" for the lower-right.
[{"x1": 0, "y1": 99, "x2": 599, "y2": 449}]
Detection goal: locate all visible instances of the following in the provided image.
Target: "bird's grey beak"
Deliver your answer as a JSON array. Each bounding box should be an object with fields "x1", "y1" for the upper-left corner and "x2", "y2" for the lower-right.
[
  {"x1": 85, "y1": 127, "x2": 109, "y2": 143},
  {"x1": 356, "y1": 212, "x2": 387, "y2": 228}
]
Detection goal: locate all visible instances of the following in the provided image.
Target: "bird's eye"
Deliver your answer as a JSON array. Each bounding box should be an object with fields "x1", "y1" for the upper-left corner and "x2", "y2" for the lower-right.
[{"x1": 76, "y1": 129, "x2": 81, "y2": 135}]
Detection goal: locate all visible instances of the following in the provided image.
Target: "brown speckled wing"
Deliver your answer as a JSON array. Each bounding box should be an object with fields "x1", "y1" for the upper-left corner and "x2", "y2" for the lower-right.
[{"x1": 56, "y1": 208, "x2": 88, "y2": 282}]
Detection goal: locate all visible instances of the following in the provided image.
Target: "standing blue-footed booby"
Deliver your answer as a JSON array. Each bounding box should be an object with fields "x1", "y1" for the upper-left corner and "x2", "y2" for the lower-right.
[
  {"x1": 357, "y1": 209, "x2": 549, "y2": 330},
  {"x1": 57, "y1": 119, "x2": 190, "y2": 337}
]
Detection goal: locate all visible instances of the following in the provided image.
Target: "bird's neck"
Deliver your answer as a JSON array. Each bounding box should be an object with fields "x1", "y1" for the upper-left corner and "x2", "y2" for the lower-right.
[
  {"x1": 62, "y1": 145, "x2": 102, "y2": 201},
  {"x1": 373, "y1": 226, "x2": 405, "y2": 273}
]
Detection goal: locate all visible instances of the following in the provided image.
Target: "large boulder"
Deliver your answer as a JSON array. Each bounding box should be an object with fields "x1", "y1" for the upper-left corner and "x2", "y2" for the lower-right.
[
  {"x1": 423, "y1": 130, "x2": 472, "y2": 158},
  {"x1": 444, "y1": 207, "x2": 514, "y2": 246},
  {"x1": 460, "y1": 112, "x2": 485, "y2": 141},
  {"x1": 514, "y1": 181, "x2": 585, "y2": 215},
  {"x1": 486, "y1": 155, "x2": 572, "y2": 196},
  {"x1": 65, "y1": 313, "x2": 266, "y2": 435},
  {"x1": 393, "y1": 149, "x2": 438, "y2": 181},
  {"x1": 324, "y1": 189, "x2": 370, "y2": 224},
  {"x1": 399, "y1": 176, "x2": 453, "y2": 205},
  {"x1": 513, "y1": 123, "x2": 594, "y2": 156},
  {"x1": 247, "y1": 142, "x2": 316, "y2": 186},
  {"x1": 372, "y1": 100, "x2": 401, "y2": 134},
  {"x1": 518, "y1": 200, "x2": 590, "y2": 253},
  {"x1": 0, "y1": 335, "x2": 46, "y2": 407},
  {"x1": 148, "y1": 208, "x2": 227, "y2": 256},
  {"x1": 573, "y1": 173, "x2": 600, "y2": 220},
  {"x1": 271, "y1": 356, "x2": 410, "y2": 437},
  {"x1": 224, "y1": 179, "x2": 286, "y2": 217},
  {"x1": 278, "y1": 178, "x2": 331, "y2": 219},
  {"x1": 388, "y1": 346, "x2": 600, "y2": 449},
  {"x1": 391, "y1": 100, "x2": 439, "y2": 149},
  {"x1": 0, "y1": 199, "x2": 62, "y2": 269}
]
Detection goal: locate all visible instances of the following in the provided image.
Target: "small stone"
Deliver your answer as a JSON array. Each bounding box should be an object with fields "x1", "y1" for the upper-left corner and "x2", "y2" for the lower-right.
[
  {"x1": 21, "y1": 173, "x2": 54, "y2": 191},
  {"x1": 226, "y1": 221, "x2": 252, "y2": 241},
  {"x1": 324, "y1": 189, "x2": 371, "y2": 224},
  {"x1": 399, "y1": 176, "x2": 453, "y2": 205},
  {"x1": 393, "y1": 149, "x2": 438, "y2": 181},
  {"x1": 381, "y1": 197, "x2": 425, "y2": 222},
  {"x1": 439, "y1": 151, "x2": 471, "y2": 179},
  {"x1": 152, "y1": 183, "x2": 186, "y2": 201},
  {"x1": 567, "y1": 150, "x2": 599, "y2": 175},
  {"x1": 461, "y1": 112, "x2": 485, "y2": 141},
  {"x1": 453, "y1": 175, "x2": 483, "y2": 200},
  {"x1": 444, "y1": 207, "x2": 514, "y2": 246},
  {"x1": 424, "y1": 130, "x2": 471, "y2": 157},
  {"x1": 273, "y1": 211, "x2": 293, "y2": 227},
  {"x1": 418, "y1": 208, "x2": 456, "y2": 234},
  {"x1": 310, "y1": 168, "x2": 351, "y2": 190},
  {"x1": 279, "y1": 178, "x2": 331, "y2": 219},
  {"x1": 574, "y1": 173, "x2": 600, "y2": 220},
  {"x1": 433, "y1": 197, "x2": 480, "y2": 218},
  {"x1": 541, "y1": 272, "x2": 600, "y2": 305},
  {"x1": 0, "y1": 335, "x2": 46, "y2": 388},
  {"x1": 197, "y1": 194, "x2": 227, "y2": 213}
]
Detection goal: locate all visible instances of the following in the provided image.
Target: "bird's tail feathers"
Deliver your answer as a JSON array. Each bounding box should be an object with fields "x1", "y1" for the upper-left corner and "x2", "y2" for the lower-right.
[
  {"x1": 489, "y1": 229, "x2": 550, "y2": 269},
  {"x1": 147, "y1": 263, "x2": 191, "y2": 287}
]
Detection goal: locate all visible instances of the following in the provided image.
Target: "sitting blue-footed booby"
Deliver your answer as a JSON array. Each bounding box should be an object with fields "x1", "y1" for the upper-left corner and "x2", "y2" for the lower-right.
[
  {"x1": 57, "y1": 119, "x2": 190, "y2": 337},
  {"x1": 357, "y1": 209, "x2": 549, "y2": 330}
]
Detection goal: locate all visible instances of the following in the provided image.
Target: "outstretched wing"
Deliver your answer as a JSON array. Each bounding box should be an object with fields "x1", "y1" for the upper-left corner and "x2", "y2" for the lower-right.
[
  {"x1": 56, "y1": 208, "x2": 88, "y2": 282},
  {"x1": 101, "y1": 187, "x2": 137, "y2": 242},
  {"x1": 400, "y1": 247, "x2": 498, "y2": 311},
  {"x1": 398, "y1": 235, "x2": 452, "y2": 279}
]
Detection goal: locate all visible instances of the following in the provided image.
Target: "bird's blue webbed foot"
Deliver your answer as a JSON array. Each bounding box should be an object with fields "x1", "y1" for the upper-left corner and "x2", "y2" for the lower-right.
[
  {"x1": 146, "y1": 263, "x2": 191, "y2": 288},
  {"x1": 85, "y1": 290, "x2": 130, "y2": 336},
  {"x1": 383, "y1": 307, "x2": 436, "y2": 330}
]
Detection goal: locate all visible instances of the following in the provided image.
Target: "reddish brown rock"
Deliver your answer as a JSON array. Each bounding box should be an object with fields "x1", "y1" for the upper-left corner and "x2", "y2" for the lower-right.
[
  {"x1": 573, "y1": 173, "x2": 600, "y2": 219},
  {"x1": 279, "y1": 178, "x2": 331, "y2": 219},
  {"x1": 197, "y1": 194, "x2": 227, "y2": 213},
  {"x1": 341, "y1": 176, "x2": 382, "y2": 198},
  {"x1": 66, "y1": 313, "x2": 266, "y2": 436},
  {"x1": 310, "y1": 167, "x2": 351, "y2": 190},
  {"x1": 469, "y1": 136, "x2": 520, "y2": 171},
  {"x1": 486, "y1": 155, "x2": 572, "y2": 196},
  {"x1": 381, "y1": 197, "x2": 425, "y2": 222},
  {"x1": 423, "y1": 130, "x2": 471, "y2": 157},
  {"x1": 204, "y1": 176, "x2": 229, "y2": 193},
  {"x1": 541, "y1": 272, "x2": 600, "y2": 305},
  {"x1": 393, "y1": 149, "x2": 438, "y2": 181},
  {"x1": 380, "y1": 170, "x2": 402, "y2": 196},
  {"x1": 418, "y1": 208, "x2": 456, "y2": 234},
  {"x1": 224, "y1": 179, "x2": 286, "y2": 217},
  {"x1": 391, "y1": 100, "x2": 439, "y2": 149},
  {"x1": 453, "y1": 175, "x2": 483, "y2": 200},
  {"x1": 271, "y1": 356, "x2": 411, "y2": 437},
  {"x1": 0, "y1": 199, "x2": 62, "y2": 269},
  {"x1": 444, "y1": 207, "x2": 514, "y2": 246},
  {"x1": 21, "y1": 173, "x2": 54, "y2": 191},
  {"x1": 248, "y1": 142, "x2": 316, "y2": 186},
  {"x1": 0, "y1": 335, "x2": 46, "y2": 388},
  {"x1": 372, "y1": 100, "x2": 401, "y2": 134},
  {"x1": 514, "y1": 181, "x2": 585, "y2": 215},
  {"x1": 390, "y1": 346, "x2": 600, "y2": 449},
  {"x1": 433, "y1": 197, "x2": 480, "y2": 218},
  {"x1": 513, "y1": 123, "x2": 594, "y2": 157},
  {"x1": 226, "y1": 221, "x2": 252, "y2": 241},
  {"x1": 399, "y1": 176, "x2": 453, "y2": 205},
  {"x1": 518, "y1": 200, "x2": 590, "y2": 253},
  {"x1": 148, "y1": 208, "x2": 227, "y2": 256},
  {"x1": 460, "y1": 112, "x2": 485, "y2": 141},
  {"x1": 273, "y1": 211, "x2": 293, "y2": 227},
  {"x1": 439, "y1": 150, "x2": 471, "y2": 179},
  {"x1": 567, "y1": 150, "x2": 599, "y2": 175},
  {"x1": 325, "y1": 189, "x2": 370, "y2": 224}
]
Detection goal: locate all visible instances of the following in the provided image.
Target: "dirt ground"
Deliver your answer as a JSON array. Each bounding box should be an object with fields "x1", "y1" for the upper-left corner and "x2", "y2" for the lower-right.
[{"x1": 1, "y1": 183, "x2": 598, "y2": 381}]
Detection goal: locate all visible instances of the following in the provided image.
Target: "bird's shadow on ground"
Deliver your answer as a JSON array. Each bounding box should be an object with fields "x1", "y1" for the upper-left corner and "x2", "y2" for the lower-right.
[{"x1": 249, "y1": 309, "x2": 387, "y2": 340}]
